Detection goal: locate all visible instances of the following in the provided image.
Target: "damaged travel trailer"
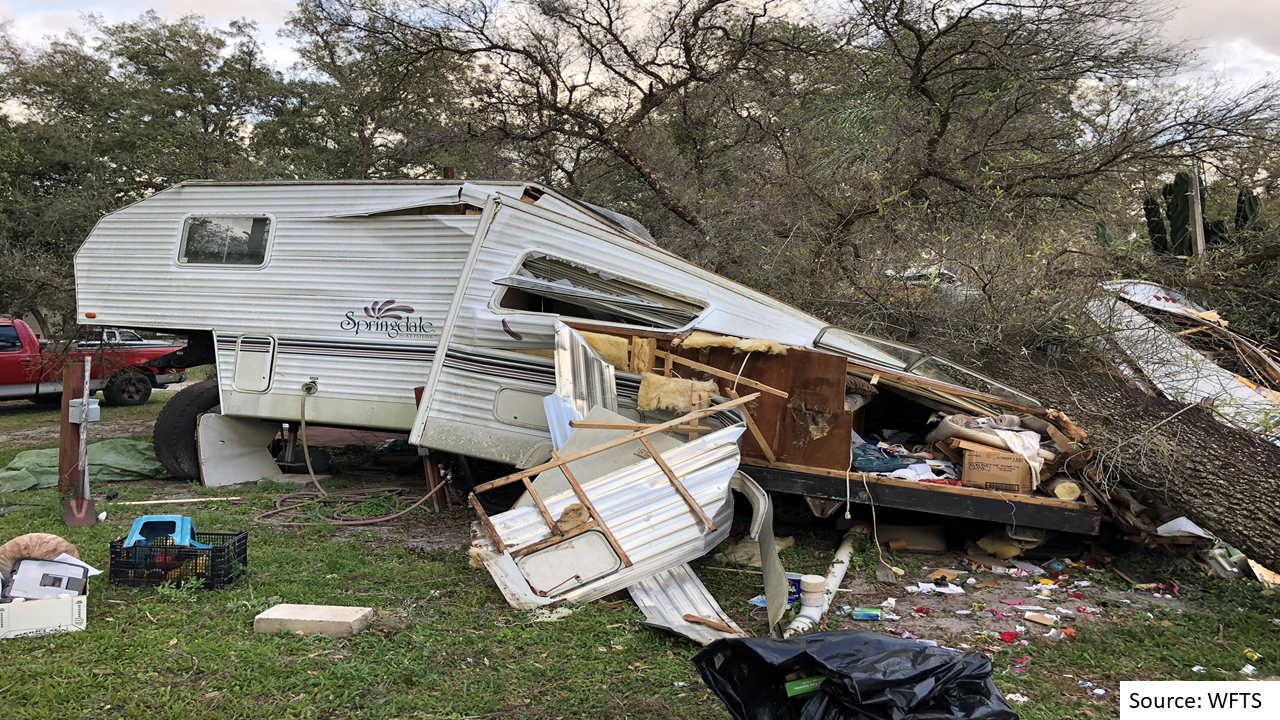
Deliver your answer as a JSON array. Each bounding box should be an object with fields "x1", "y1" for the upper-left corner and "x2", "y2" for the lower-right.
[{"x1": 75, "y1": 180, "x2": 1101, "y2": 543}]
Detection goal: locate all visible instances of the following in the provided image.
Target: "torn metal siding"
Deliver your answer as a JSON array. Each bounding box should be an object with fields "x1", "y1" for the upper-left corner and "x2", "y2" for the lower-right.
[
  {"x1": 471, "y1": 425, "x2": 745, "y2": 607},
  {"x1": 554, "y1": 322, "x2": 618, "y2": 419},
  {"x1": 1087, "y1": 297, "x2": 1279, "y2": 435},
  {"x1": 629, "y1": 564, "x2": 746, "y2": 645},
  {"x1": 447, "y1": 199, "x2": 834, "y2": 349}
]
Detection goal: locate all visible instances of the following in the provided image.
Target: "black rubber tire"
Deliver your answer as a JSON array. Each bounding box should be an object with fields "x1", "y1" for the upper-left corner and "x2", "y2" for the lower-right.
[
  {"x1": 102, "y1": 371, "x2": 153, "y2": 406},
  {"x1": 153, "y1": 379, "x2": 220, "y2": 480}
]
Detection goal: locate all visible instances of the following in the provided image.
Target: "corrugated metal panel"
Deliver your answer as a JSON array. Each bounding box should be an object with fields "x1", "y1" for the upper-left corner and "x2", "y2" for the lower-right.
[
  {"x1": 472, "y1": 425, "x2": 745, "y2": 607},
  {"x1": 554, "y1": 321, "x2": 617, "y2": 418},
  {"x1": 629, "y1": 564, "x2": 746, "y2": 645},
  {"x1": 1087, "y1": 297, "x2": 1278, "y2": 435},
  {"x1": 75, "y1": 184, "x2": 480, "y2": 429}
]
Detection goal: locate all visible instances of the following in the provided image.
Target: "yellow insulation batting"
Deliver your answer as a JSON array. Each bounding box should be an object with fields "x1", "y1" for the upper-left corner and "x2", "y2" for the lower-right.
[
  {"x1": 580, "y1": 331, "x2": 630, "y2": 370},
  {"x1": 631, "y1": 337, "x2": 655, "y2": 373},
  {"x1": 676, "y1": 330, "x2": 789, "y2": 355},
  {"x1": 637, "y1": 373, "x2": 719, "y2": 413}
]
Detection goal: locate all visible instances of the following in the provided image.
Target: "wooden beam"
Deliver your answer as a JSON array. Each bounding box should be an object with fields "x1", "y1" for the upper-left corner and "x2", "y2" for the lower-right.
[
  {"x1": 57, "y1": 361, "x2": 87, "y2": 494},
  {"x1": 117, "y1": 497, "x2": 242, "y2": 506},
  {"x1": 682, "y1": 614, "x2": 736, "y2": 634},
  {"x1": 508, "y1": 519, "x2": 600, "y2": 558},
  {"x1": 740, "y1": 457, "x2": 1086, "y2": 510},
  {"x1": 569, "y1": 420, "x2": 711, "y2": 435},
  {"x1": 639, "y1": 437, "x2": 716, "y2": 531},
  {"x1": 557, "y1": 454, "x2": 632, "y2": 566},
  {"x1": 725, "y1": 388, "x2": 776, "y2": 463},
  {"x1": 744, "y1": 462, "x2": 1101, "y2": 534},
  {"x1": 471, "y1": 393, "x2": 759, "y2": 493},
  {"x1": 848, "y1": 361, "x2": 1027, "y2": 411},
  {"x1": 468, "y1": 493, "x2": 508, "y2": 554},
  {"x1": 654, "y1": 350, "x2": 788, "y2": 398},
  {"x1": 521, "y1": 476, "x2": 562, "y2": 535}
]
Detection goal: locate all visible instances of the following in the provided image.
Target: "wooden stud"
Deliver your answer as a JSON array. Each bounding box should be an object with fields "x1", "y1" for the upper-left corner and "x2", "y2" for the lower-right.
[
  {"x1": 556, "y1": 454, "x2": 633, "y2": 567},
  {"x1": 653, "y1": 350, "x2": 788, "y2": 398},
  {"x1": 468, "y1": 493, "x2": 508, "y2": 554},
  {"x1": 118, "y1": 497, "x2": 242, "y2": 506},
  {"x1": 521, "y1": 476, "x2": 562, "y2": 535},
  {"x1": 682, "y1": 614, "x2": 735, "y2": 634},
  {"x1": 569, "y1": 420, "x2": 711, "y2": 434},
  {"x1": 508, "y1": 519, "x2": 600, "y2": 558},
  {"x1": 639, "y1": 437, "x2": 716, "y2": 531},
  {"x1": 725, "y1": 388, "x2": 777, "y2": 463},
  {"x1": 471, "y1": 393, "x2": 759, "y2": 493}
]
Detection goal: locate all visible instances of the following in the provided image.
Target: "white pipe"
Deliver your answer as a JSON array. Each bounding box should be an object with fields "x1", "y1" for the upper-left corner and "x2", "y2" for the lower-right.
[{"x1": 784, "y1": 528, "x2": 860, "y2": 638}]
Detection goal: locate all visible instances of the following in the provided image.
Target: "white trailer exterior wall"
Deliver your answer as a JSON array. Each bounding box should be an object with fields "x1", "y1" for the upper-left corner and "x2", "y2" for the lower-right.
[{"x1": 75, "y1": 180, "x2": 902, "y2": 468}]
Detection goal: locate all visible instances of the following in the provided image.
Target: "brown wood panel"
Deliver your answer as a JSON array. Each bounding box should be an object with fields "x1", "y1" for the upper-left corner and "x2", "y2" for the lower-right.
[{"x1": 667, "y1": 344, "x2": 852, "y2": 472}]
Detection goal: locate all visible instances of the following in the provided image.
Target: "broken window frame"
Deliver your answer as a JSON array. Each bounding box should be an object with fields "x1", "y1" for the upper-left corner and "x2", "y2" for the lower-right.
[
  {"x1": 821, "y1": 328, "x2": 1041, "y2": 407},
  {"x1": 491, "y1": 252, "x2": 708, "y2": 331}
]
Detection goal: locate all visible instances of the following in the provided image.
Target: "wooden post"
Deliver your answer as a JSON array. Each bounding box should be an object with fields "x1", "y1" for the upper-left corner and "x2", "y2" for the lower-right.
[
  {"x1": 57, "y1": 361, "x2": 86, "y2": 494},
  {"x1": 422, "y1": 451, "x2": 448, "y2": 512}
]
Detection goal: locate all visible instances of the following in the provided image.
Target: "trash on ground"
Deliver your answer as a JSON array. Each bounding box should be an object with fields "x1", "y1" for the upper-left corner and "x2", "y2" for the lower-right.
[
  {"x1": 0, "y1": 534, "x2": 95, "y2": 640},
  {"x1": 694, "y1": 630, "x2": 1017, "y2": 720}
]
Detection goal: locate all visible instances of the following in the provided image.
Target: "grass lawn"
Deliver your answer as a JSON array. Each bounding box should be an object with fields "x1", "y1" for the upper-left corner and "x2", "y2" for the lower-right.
[{"x1": 2, "y1": 396, "x2": 1278, "y2": 718}]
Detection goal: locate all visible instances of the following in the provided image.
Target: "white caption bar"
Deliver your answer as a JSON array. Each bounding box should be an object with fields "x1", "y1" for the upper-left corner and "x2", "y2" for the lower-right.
[{"x1": 1121, "y1": 681, "x2": 1276, "y2": 719}]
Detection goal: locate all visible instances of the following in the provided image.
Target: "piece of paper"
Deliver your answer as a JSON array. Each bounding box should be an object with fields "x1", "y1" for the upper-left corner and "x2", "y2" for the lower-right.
[
  {"x1": 54, "y1": 553, "x2": 102, "y2": 577},
  {"x1": 1024, "y1": 612, "x2": 1059, "y2": 626}
]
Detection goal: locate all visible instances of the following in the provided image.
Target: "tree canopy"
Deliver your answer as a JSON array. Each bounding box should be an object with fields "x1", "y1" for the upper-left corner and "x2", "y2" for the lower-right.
[{"x1": 2, "y1": 0, "x2": 1279, "y2": 342}]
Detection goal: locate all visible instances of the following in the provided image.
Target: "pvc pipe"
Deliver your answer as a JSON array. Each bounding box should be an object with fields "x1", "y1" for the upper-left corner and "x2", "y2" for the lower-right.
[{"x1": 784, "y1": 528, "x2": 860, "y2": 638}]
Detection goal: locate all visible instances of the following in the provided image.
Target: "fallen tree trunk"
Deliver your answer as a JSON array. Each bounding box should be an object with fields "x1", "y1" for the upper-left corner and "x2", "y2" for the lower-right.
[{"x1": 933, "y1": 340, "x2": 1280, "y2": 572}]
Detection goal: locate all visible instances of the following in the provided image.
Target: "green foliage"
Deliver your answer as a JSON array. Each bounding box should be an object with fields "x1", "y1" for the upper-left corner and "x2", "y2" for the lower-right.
[{"x1": 1096, "y1": 218, "x2": 1115, "y2": 246}]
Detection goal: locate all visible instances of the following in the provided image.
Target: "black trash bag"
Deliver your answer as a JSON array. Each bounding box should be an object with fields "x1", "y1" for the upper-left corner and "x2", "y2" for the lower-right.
[{"x1": 693, "y1": 630, "x2": 1018, "y2": 720}]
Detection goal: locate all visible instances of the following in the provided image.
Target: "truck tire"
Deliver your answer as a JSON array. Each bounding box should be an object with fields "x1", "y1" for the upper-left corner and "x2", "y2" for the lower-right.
[
  {"x1": 102, "y1": 371, "x2": 153, "y2": 406},
  {"x1": 153, "y1": 379, "x2": 220, "y2": 480}
]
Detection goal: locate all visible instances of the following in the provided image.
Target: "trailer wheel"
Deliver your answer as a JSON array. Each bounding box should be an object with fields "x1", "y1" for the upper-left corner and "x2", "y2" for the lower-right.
[
  {"x1": 102, "y1": 371, "x2": 153, "y2": 406},
  {"x1": 153, "y1": 379, "x2": 220, "y2": 480}
]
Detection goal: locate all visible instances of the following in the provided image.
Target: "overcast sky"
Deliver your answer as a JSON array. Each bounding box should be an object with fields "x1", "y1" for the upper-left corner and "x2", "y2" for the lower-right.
[{"x1": 2, "y1": 0, "x2": 1279, "y2": 83}]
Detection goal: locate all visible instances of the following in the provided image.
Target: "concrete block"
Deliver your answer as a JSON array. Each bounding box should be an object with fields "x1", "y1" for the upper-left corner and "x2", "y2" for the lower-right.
[{"x1": 253, "y1": 603, "x2": 374, "y2": 637}]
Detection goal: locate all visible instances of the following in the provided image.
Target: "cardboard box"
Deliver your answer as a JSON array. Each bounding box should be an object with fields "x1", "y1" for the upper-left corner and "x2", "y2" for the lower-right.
[
  {"x1": 0, "y1": 594, "x2": 87, "y2": 640},
  {"x1": 957, "y1": 441, "x2": 1033, "y2": 494}
]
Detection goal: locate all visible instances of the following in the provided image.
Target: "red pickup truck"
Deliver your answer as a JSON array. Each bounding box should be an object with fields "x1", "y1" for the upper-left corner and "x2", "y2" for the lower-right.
[{"x1": 0, "y1": 318, "x2": 188, "y2": 406}]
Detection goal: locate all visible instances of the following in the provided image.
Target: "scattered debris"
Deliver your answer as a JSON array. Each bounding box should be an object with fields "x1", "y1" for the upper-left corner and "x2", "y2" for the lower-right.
[{"x1": 695, "y1": 631, "x2": 1017, "y2": 720}]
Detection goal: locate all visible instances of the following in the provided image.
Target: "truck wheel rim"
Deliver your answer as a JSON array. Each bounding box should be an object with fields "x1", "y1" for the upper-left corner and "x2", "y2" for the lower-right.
[{"x1": 122, "y1": 378, "x2": 147, "y2": 401}]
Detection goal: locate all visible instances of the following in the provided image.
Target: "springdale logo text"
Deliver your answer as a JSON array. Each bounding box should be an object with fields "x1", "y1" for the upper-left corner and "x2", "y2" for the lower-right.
[{"x1": 341, "y1": 300, "x2": 436, "y2": 338}]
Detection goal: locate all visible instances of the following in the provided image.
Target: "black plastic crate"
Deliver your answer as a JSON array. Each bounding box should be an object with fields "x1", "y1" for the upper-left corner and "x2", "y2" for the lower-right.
[{"x1": 108, "y1": 531, "x2": 248, "y2": 589}]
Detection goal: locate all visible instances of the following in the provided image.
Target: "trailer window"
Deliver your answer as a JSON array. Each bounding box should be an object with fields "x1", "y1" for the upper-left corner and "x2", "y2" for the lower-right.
[
  {"x1": 495, "y1": 255, "x2": 704, "y2": 329},
  {"x1": 0, "y1": 325, "x2": 22, "y2": 352},
  {"x1": 179, "y1": 216, "x2": 271, "y2": 266}
]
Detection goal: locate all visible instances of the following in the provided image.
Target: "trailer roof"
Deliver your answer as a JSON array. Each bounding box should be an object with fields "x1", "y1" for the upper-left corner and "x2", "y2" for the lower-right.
[{"x1": 176, "y1": 179, "x2": 655, "y2": 244}]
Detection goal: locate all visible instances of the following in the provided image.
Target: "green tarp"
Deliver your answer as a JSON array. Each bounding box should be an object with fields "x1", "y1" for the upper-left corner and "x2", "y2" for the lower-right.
[{"x1": 0, "y1": 439, "x2": 168, "y2": 492}]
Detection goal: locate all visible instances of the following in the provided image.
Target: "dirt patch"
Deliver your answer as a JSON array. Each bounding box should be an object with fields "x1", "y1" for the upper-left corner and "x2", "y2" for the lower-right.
[{"x1": 0, "y1": 418, "x2": 157, "y2": 448}]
